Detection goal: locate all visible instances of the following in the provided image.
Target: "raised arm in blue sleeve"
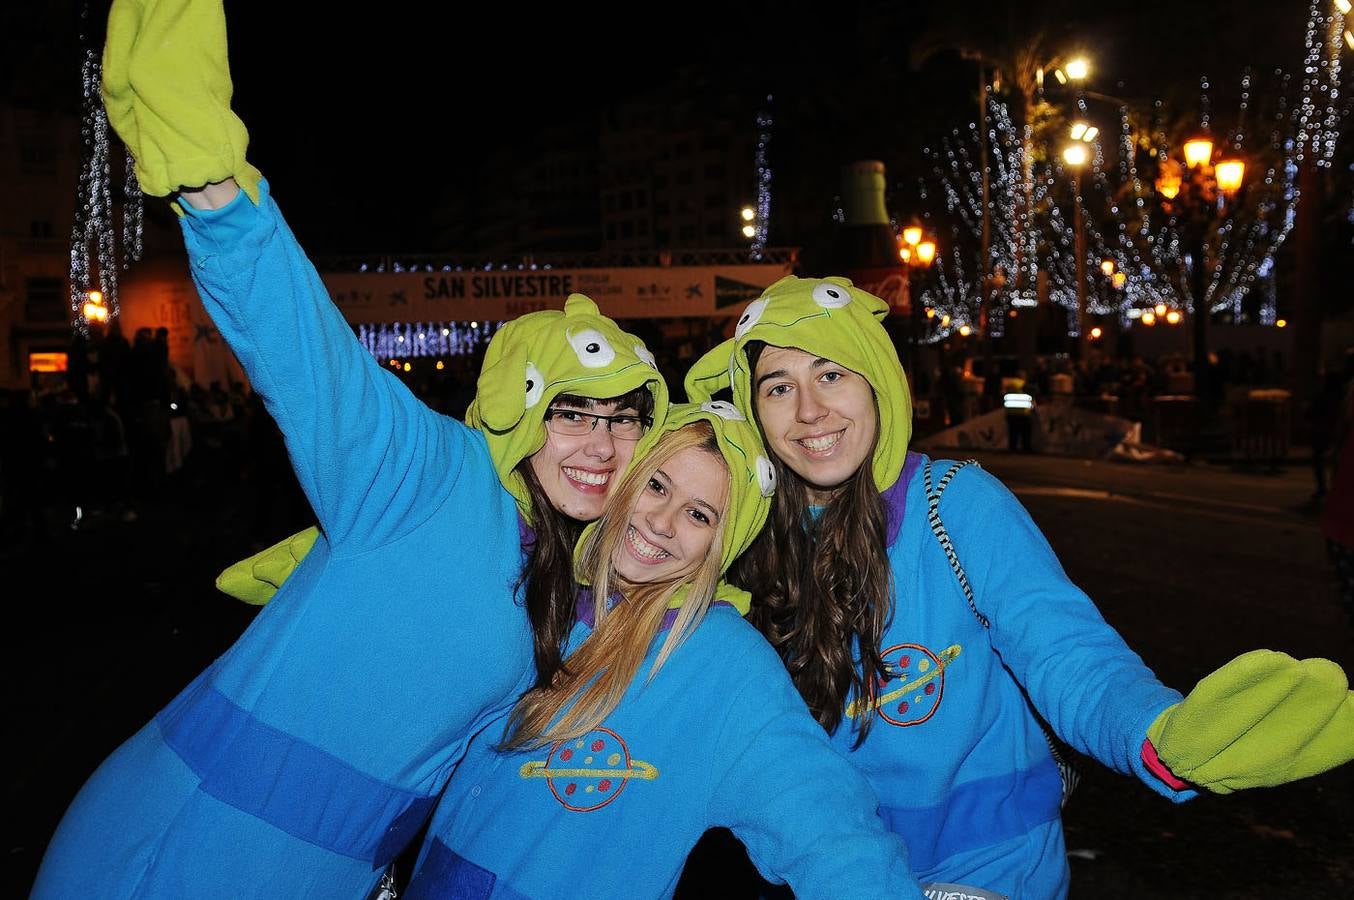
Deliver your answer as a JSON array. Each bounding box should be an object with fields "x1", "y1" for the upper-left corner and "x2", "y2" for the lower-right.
[{"x1": 180, "y1": 180, "x2": 472, "y2": 551}]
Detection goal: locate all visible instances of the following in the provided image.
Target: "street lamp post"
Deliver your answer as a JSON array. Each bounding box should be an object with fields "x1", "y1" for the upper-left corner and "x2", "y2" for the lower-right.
[
  {"x1": 900, "y1": 225, "x2": 937, "y2": 383},
  {"x1": 1153, "y1": 136, "x2": 1246, "y2": 398},
  {"x1": 1062, "y1": 121, "x2": 1097, "y2": 361}
]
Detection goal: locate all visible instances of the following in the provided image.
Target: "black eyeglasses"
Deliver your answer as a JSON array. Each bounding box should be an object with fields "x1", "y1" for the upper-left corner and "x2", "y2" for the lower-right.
[{"x1": 543, "y1": 408, "x2": 652, "y2": 441}]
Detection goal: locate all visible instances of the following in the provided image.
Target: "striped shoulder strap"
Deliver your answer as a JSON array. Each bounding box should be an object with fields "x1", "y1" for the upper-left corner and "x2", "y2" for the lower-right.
[
  {"x1": 923, "y1": 458, "x2": 1083, "y2": 807},
  {"x1": 923, "y1": 459, "x2": 988, "y2": 628}
]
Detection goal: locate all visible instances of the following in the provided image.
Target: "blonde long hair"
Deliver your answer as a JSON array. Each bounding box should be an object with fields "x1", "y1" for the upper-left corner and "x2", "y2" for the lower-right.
[{"x1": 504, "y1": 422, "x2": 727, "y2": 750}]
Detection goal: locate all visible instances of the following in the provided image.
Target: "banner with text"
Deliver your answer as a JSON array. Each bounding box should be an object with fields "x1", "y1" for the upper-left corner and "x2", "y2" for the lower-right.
[{"x1": 321, "y1": 265, "x2": 792, "y2": 324}]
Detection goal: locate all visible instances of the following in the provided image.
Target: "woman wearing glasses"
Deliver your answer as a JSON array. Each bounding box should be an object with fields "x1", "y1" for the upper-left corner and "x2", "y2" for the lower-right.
[{"x1": 32, "y1": 4, "x2": 666, "y2": 897}]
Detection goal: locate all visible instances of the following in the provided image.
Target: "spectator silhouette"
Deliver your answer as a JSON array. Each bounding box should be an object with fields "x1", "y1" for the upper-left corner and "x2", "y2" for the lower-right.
[
  {"x1": 0, "y1": 389, "x2": 49, "y2": 544},
  {"x1": 1319, "y1": 350, "x2": 1354, "y2": 627}
]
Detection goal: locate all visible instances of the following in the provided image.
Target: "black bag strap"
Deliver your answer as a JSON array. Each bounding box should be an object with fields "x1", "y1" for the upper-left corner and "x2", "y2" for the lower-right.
[{"x1": 922, "y1": 459, "x2": 1081, "y2": 807}]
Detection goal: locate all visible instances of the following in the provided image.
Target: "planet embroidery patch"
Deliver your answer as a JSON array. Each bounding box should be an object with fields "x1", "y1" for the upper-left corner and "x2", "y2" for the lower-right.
[
  {"x1": 846, "y1": 642, "x2": 963, "y2": 726},
  {"x1": 519, "y1": 727, "x2": 659, "y2": 812}
]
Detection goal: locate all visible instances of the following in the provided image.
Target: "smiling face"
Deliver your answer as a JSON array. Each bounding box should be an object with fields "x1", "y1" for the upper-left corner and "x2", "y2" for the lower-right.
[
  {"x1": 528, "y1": 395, "x2": 643, "y2": 521},
  {"x1": 611, "y1": 445, "x2": 729, "y2": 585},
  {"x1": 752, "y1": 345, "x2": 878, "y2": 504}
]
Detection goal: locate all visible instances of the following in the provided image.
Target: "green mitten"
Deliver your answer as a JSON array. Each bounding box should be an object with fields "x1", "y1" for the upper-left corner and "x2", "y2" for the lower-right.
[
  {"x1": 1147, "y1": 649, "x2": 1354, "y2": 794},
  {"x1": 102, "y1": 0, "x2": 262, "y2": 203},
  {"x1": 215, "y1": 526, "x2": 318, "y2": 605}
]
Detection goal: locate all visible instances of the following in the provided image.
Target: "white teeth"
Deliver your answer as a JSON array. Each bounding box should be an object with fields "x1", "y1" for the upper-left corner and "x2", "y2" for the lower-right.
[
  {"x1": 627, "y1": 526, "x2": 670, "y2": 560},
  {"x1": 563, "y1": 467, "x2": 610, "y2": 486},
  {"x1": 798, "y1": 432, "x2": 843, "y2": 452}
]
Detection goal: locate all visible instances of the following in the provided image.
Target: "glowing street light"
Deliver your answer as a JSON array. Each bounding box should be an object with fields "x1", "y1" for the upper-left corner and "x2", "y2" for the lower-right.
[
  {"x1": 1183, "y1": 136, "x2": 1214, "y2": 168},
  {"x1": 902, "y1": 225, "x2": 923, "y2": 247},
  {"x1": 1063, "y1": 57, "x2": 1090, "y2": 81},
  {"x1": 82, "y1": 290, "x2": 109, "y2": 324},
  {"x1": 1165, "y1": 310, "x2": 1182, "y2": 325},
  {"x1": 1215, "y1": 159, "x2": 1246, "y2": 195},
  {"x1": 740, "y1": 205, "x2": 758, "y2": 241},
  {"x1": 1112, "y1": 271, "x2": 1127, "y2": 289},
  {"x1": 1090, "y1": 326, "x2": 1103, "y2": 340},
  {"x1": 1142, "y1": 312, "x2": 1157, "y2": 326},
  {"x1": 916, "y1": 240, "x2": 937, "y2": 265},
  {"x1": 1155, "y1": 303, "x2": 1168, "y2": 316},
  {"x1": 1100, "y1": 259, "x2": 1116, "y2": 277},
  {"x1": 1062, "y1": 144, "x2": 1089, "y2": 167}
]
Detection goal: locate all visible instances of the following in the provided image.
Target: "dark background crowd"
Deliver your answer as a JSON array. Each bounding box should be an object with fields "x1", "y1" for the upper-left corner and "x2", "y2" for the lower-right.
[{"x1": 5, "y1": 320, "x2": 1353, "y2": 554}]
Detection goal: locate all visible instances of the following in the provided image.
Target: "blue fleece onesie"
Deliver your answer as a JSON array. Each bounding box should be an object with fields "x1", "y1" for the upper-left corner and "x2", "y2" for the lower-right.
[
  {"x1": 33, "y1": 184, "x2": 543, "y2": 898},
  {"x1": 838, "y1": 452, "x2": 1192, "y2": 899},
  {"x1": 403, "y1": 598, "x2": 926, "y2": 900}
]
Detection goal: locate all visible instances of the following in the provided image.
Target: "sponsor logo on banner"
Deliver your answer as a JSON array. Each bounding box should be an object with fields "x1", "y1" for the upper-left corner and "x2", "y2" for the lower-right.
[{"x1": 715, "y1": 275, "x2": 768, "y2": 309}]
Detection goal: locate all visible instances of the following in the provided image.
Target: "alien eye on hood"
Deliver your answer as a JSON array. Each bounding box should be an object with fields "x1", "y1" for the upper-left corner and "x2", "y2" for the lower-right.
[
  {"x1": 701, "y1": 400, "x2": 746, "y2": 422},
  {"x1": 635, "y1": 344, "x2": 657, "y2": 369},
  {"x1": 567, "y1": 329, "x2": 616, "y2": 368},
  {"x1": 811, "y1": 282, "x2": 852, "y2": 308},
  {"x1": 755, "y1": 455, "x2": 777, "y2": 497},
  {"x1": 734, "y1": 297, "x2": 770, "y2": 339},
  {"x1": 524, "y1": 362, "x2": 545, "y2": 409}
]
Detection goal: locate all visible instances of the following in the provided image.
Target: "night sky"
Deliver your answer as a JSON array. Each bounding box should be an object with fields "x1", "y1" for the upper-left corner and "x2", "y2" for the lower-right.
[{"x1": 3, "y1": 0, "x2": 1324, "y2": 253}]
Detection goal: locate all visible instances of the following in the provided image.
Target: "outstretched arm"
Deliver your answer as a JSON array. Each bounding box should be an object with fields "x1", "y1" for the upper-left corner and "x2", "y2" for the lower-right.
[
  {"x1": 103, "y1": 1, "x2": 481, "y2": 551},
  {"x1": 945, "y1": 465, "x2": 1354, "y2": 798}
]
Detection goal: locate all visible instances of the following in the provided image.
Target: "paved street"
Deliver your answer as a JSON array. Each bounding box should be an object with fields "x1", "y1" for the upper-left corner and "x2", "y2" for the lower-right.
[
  {"x1": 7, "y1": 450, "x2": 1352, "y2": 898},
  {"x1": 964, "y1": 451, "x2": 1353, "y2": 899}
]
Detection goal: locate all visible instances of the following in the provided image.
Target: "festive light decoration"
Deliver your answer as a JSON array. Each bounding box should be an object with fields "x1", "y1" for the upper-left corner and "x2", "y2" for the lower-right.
[
  {"x1": 69, "y1": 4, "x2": 143, "y2": 334},
  {"x1": 750, "y1": 97, "x2": 774, "y2": 261},
  {"x1": 357, "y1": 320, "x2": 501, "y2": 361},
  {"x1": 1297, "y1": 0, "x2": 1347, "y2": 168},
  {"x1": 923, "y1": 49, "x2": 1309, "y2": 340}
]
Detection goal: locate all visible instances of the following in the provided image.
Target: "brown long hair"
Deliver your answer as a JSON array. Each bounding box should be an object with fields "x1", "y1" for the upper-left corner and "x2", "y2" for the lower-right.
[
  {"x1": 731, "y1": 342, "x2": 893, "y2": 746},
  {"x1": 505, "y1": 423, "x2": 726, "y2": 750},
  {"x1": 516, "y1": 387, "x2": 654, "y2": 692}
]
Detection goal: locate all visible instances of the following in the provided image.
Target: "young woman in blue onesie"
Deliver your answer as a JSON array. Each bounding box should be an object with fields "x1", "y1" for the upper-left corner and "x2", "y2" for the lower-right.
[
  {"x1": 399, "y1": 402, "x2": 929, "y2": 900},
  {"x1": 31, "y1": 3, "x2": 668, "y2": 897},
  {"x1": 686, "y1": 275, "x2": 1354, "y2": 900}
]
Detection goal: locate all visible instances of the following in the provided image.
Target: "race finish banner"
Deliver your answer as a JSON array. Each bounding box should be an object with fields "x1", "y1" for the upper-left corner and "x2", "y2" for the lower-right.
[{"x1": 321, "y1": 265, "x2": 792, "y2": 324}]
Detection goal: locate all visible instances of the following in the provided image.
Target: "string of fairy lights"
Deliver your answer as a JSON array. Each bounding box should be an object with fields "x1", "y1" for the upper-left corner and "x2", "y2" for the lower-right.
[
  {"x1": 69, "y1": 46, "x2": 142, "y2": 333},
  {"x1": 751, "y1": 98, "x2": 774, "y2": 261},
  {"x1": 359, "y1": 321, "x2": 502, "y2": 365},
  {"x1": 915, "y1": 0, "x2": 1349, "y2": 343}
]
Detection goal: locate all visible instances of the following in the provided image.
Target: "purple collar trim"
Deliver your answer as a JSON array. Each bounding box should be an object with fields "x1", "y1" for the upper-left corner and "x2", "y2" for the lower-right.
[{"x1": 883, "y1": 452, "x2": 924, "y2": 545}]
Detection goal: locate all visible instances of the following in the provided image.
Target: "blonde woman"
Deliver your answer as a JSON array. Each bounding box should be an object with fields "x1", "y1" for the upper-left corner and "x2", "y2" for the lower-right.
[{"x1": 399, "y1": 402, "x2": 929, "y2": 899}]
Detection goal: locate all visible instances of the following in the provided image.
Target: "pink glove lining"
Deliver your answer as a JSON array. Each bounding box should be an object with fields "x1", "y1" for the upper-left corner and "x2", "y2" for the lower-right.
[{"x1": 1142, "y1": 738, "x2": 1191, "y2": 791}]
